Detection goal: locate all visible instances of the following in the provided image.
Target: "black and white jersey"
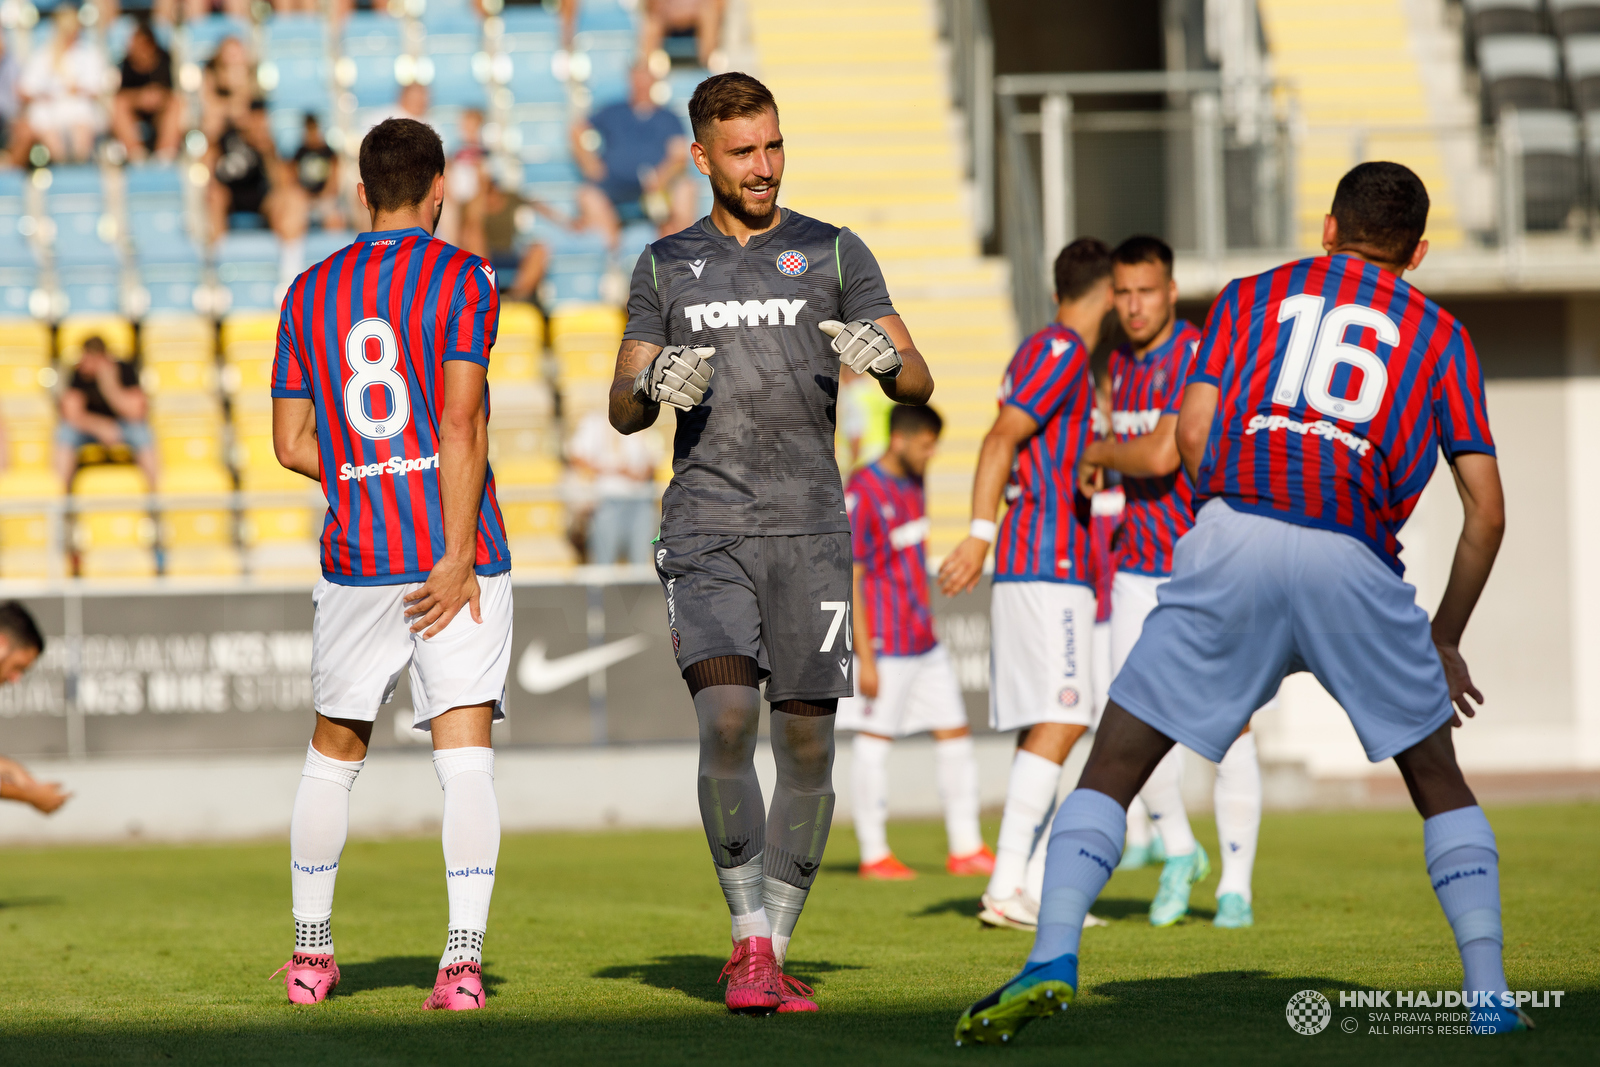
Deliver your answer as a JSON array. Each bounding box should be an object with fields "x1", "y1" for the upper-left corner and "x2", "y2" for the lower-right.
[{"x1": 624, "y1": 210, "x2": 897, "y2": 536}]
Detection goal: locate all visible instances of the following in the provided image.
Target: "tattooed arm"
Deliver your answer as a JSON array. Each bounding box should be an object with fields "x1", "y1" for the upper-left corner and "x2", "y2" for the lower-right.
[{"x1": 609, "y1": 338, "x2": 665, "y2": 434}]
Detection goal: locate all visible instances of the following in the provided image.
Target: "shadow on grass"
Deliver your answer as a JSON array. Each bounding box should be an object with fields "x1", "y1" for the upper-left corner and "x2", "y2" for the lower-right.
[
  {"x1": 335, "y1": 957, "x2": 507, "y2": 999},
  {"x1": 593, "y1": 955, "x2": 863, "y2": 1005},
  {"x1": 0, "y1": 896, "x2": 62, "y2": 909},
  {"x1": 912, "y1": 896, "x2": 982, "y2": 918}
]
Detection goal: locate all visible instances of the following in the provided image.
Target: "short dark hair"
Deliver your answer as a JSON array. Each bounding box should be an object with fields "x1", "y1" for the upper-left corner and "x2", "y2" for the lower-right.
[
  {"x1": 889, "y1": 404, "x2": 943, "y2": 438},
  {"x1": 82, "y1": 335, "x2": 106, "y2": 354},
  {"x1": 688, "y1": 72, "x2": 778, "y2": 145},
  {"x1": 0, "y1": 601, "x2": 44, "y2": 655},
  {"x1": 1053, "y1": 237, "x2": 1113, "y2": 302},
  {"x1": 1111, "y1": 235, "x2": 1174, "y2": 276},
  {"x1": 1330, "y1": 162, "x2": 1429, "y2": 264},
  {"x1": 359, "y1": 118, "x2": 446, "y2": 213}
]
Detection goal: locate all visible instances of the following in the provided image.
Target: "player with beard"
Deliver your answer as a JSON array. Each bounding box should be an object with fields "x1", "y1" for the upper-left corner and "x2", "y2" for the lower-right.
[{"x1": 609, "y1": 72, "x2": 934, "y2": 1014}]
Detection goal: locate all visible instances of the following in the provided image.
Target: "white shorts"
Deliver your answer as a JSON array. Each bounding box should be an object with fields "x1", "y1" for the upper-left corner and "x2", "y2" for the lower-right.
[
  {"x1": 989, "y1": 581, "x2": 1098, "y2": 731},
  {"x1": 836, "y1": 644, "x2": 969, "y2": 736},
  {"x1": 311, "y1": 573, "x2": 514, "y2": 731}
]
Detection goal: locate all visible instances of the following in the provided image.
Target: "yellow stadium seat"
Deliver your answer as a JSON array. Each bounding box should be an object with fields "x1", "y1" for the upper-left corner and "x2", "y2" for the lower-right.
[
  {"x1": 243, "y1": 505, "x2": 321, "y2": 546},
  {"x1": 0, "y1": 362, "x2": 53, "y2": 395},
  {"x1": 142, "y1": 313, "x2": 212, "y2": 348},
  {"x1": 492, "y1": 455, "x2": 561, "y2": 487},
  {"x1": 164, "y1": 545, "x2": 242, "y2": 576},
  {"x1": 79, "y1": 546, "x2": 158, "y2": 578},
  {"x1": 499, "y1": 301, "x2": 546, "y2": 350},
  {"x1": 144, "y1": 360, "x2": 218, "y2": 394},
  {"x1": 159, "y1": 464, "x2": 234, "y2": 547},
  {"x1": 58, "y1": 317, "x2": 135, "y2": 360},
  {"x1": 236, "y1": 436, "x2": 315, "y2": 491},
  {"x1": 220, "y1": 313, "x2": 279, "y2": 352},
  {"x1": 222, "y1": 358, "x2": 275, "y2": 395},
  {"x1": 0, "y1": 468, "x2": 64, "y2": 579},
  {"x1": 73, "y1": 459, "x2": 157, "y2": 577},
  {"x1": 500, "y1": 499, "x2": 565, "y2": 538},
  {"x1": 0, "y1": 319, "x2": 50, "y2": 357},
  {"x1": 0, "y1": 548, "x2": 56, "y2": 579},
  {"x1": 2, "y1": 396, "x2": 55, "y2": 468}
]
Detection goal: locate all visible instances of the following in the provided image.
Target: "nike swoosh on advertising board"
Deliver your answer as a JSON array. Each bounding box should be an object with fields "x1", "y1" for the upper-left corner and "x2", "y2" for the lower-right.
[{"x1": 516, "y1": 636, "x2": 651, "y2": 694}]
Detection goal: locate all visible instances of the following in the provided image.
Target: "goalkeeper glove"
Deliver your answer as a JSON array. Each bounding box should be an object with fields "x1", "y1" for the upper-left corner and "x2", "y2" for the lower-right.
[
  {"x1": 820, "y1": 319, "x2": 902, "y2": 380},
  {"x1": 634, "y1": 345, "x2": 715, "y2": 411}
]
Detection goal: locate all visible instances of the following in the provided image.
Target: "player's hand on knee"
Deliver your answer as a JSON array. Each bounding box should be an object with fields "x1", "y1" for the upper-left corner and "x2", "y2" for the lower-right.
[
  {"x1": 1433, "y1": 640, "x2": 1483, "y2": 726},
  {"x1": 404, "y1": 559, "x2": 483, "y2": 638},
  {"x1": 937, "y1": 536, "x2": 990, "y2": 597},
  {"x1": 634, "y1": 345, "x2": 715, "y2": 411},
  {"x1": 820, "y1": 319, "x2": 902, "y2": 380}
]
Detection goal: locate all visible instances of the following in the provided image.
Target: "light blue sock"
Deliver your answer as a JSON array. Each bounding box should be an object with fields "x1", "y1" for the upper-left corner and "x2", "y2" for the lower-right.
[
  {"x1": 1029, "y1": 789, "x2": 1126, "y2": 964},
  {"x1": 1423, "y1": 805, "x2": 1507, "y2": 999}
]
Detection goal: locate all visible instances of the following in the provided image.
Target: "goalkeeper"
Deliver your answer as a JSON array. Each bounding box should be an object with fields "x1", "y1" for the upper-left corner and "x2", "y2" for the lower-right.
[{"x1": 609, "y1": 71, "x2": 932, "y2": 1016}]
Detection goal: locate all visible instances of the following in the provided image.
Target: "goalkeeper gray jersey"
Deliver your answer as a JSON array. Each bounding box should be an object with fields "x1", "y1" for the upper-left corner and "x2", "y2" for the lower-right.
[{"x1": 623, "y1": 210, "x2": 897, "y2": 536}]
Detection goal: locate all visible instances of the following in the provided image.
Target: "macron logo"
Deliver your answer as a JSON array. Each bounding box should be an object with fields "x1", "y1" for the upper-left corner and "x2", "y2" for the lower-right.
[
  {"x1": 684, "y1": 298, "x2": 807, "y2": 331},
  {"x1": 690, "y1": 258, "x2": 707, "y2": 278},
  {"x1": 481, "y1": 264, "x2": 496, "y2": 288}
]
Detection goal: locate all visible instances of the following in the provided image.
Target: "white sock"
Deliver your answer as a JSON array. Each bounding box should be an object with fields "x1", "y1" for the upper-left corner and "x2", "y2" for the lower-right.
[
  {"x1": 435, "y1": 746, "x2": 499, "y2": 968},
  {"x1": 1213, "y1": 732, "x2": 1261, "y2": 901},
  {"x1": 717, "y1": 852, "x2": 772, "y2": 941},
  {"x1": 1030, "y1": 789, "x2": 1125, "y2": 962},
  {"x1": 290, "y1": 742, "x2": 363, "y2": 953},
  {"x1": 986, "y1": 749, "x2": 1062, "y2": 901},
  {"x1": 1424, "y1": 805, "x2": 1508, "y2": 999},
  {"x1": 1024, "y1": 820, "x2": 1050, "y2": 904},
  {"x1": 1140, "y1": 746, "x2": 1195, "y2": 857},
  {"x1": 851, "y1": 733, "x2": 893, "y2": 865},
  {"x1": 1125, "y1": 794, "x2": 1154, "y2": 849},
  {"x1": 935, "y1": 735, "x2": 984, "y2": 857}
]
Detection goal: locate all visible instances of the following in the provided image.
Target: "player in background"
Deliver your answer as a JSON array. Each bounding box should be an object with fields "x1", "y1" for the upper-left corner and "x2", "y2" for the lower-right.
[
  {"x1": 609, "y1": 73, "x2": 933, "y2": 1015},
  {"x1": 938, "y1": 240, "x2": 1114, "y2": 932},
  {"x1": 0, "y1": 602, "x2": 69, "y2": 816},
  {"x1": 957, "y1": 163, "x2": 1527, "y2": 1044},
  {"x1": 1083, "y1": 377, "x2": 1158, "y2": 872},
  {"x1": 271, "y1": 118, "x2": 512, "y2": 1012},
  {"x1": 839, "y1": 404, "x2": 993, "y2": 881},
  {"x1": 1077, "y1": 236, "x2": 1263, "y2": 927}
]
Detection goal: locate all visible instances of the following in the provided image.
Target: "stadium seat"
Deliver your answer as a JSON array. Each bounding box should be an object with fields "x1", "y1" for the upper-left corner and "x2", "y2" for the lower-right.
[
  {"x1": 262, "y1": 55, "x2": 335, "y2": 115},
  {"x1": 72, "y1": 464, "x2": 157, "y2": 579},
  {"x1": 340, "y1": 15, "x2": 406, "y2": 108},
  {"x1": 183, "y1": 14, "x2": 252, "y2": 61},
  {"x1": 1464, "y1": 0, "x2": 1542, "y2": 40},
  {"x1": 576, "y1": 0, "x2": 636, "y2": 35},
  {"x1": 0, "y1": 320, "x2": 51, "y2": 401},
  {"x1": 0, "y1": 466, "x2": 63, "y2": 580},
  {"x1": 0, "y1": 244, "x2": 40, "y2": 319},
  {"x1": 1564, "y1": 34, "x2": 1600, "y2": 110},
  {"x1": 1478, "y1": 35, "x2": 1564, "y2": 115},
  {"x1": 0, "y1": 395, "x2": 55, "y2": 470},
  {"x1": 304, "y1": 230, "x2": 357, "y2": 263},
  {"x1": 215, "y1": 233, "x2": 283, "y2": 312},
  {"x1": 428, "y1": 52, "x2": 491, "y2": 109},
  {"x1": 508, "y1": 51, "x2": 567, "y2": 106},
  {"x1": 583, "y1": 47, "x2": 634, "y2": 105},
  {"x1": 549, "y1": 304, "x2": 625, "y2": 389},
  {"x1": 159, "y1": 463, "x2": 241, "y2": 577},
  {"x1": 1513, "y1": 109, "x2": 1581, "y2": 229},
  {"x1": 1552, "y1": 0, "x2": 1600, "y2": 37},
  {"x1": 491, "y1": 301, "x2": 545, "y2": 386},
  {"x1": 263, "y1": 12, "x2": 328, "y2": 57}
]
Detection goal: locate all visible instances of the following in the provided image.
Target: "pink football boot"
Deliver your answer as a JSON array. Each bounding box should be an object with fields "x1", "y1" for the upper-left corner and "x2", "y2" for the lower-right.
[
  {"x1": 718, "y1": 936, "x2": 780, "y2": 1013},
  {"x1": 776, "y1": 969, "x2": 819, "y2": 1013},
  {"x1": 272, "y1": 953, "x2": 340, "y2": 1004},
  {"x1": 423, "y1": 961, "x2": 486, "y2": 1010}
]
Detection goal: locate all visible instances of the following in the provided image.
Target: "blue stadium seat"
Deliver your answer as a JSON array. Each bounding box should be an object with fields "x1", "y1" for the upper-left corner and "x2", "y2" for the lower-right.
[
  {"x1": 124, "y1": 165, "x2": 186, "y2": 239},
  {"x1": 62, "y1": 271, "x2": 124, "y2": 316},
  {"x1": 128, "y1": 202, "x2": 192, "y2": 251},
  {"x1": 342, "y1": 15, "x2": 405, "y2": 108},
  {"x1": 421, "y1": 10, "x2": 484, "y2": 40},
  {"x1": 345, "y1": 54, "x2": 402, "y2": 108},
  {"x1": 263, "y1": 13, "x2": 327, "y2": 57},
  {"x1": 584, "y1": 48, "x2": 634, "y2": 105},
  {"x1": 305, "y1": 231, "x2": 357, "y2": 263},
  {"x1": 269, "y1": 107, "x2": 325, "y2": 157},
  {"x1": 52, "y1": 213, "x2": 121, "y2": 267},
  {"x1": 429, "y1": 52, "x2": 489, "y2": 109},
  {"x1": 137, "y1": 241, "x2": 203, "y2": 314},
  {"x1": 123, "y1": 164, "x2": 183, "y2": 197},
  {"x1": 577, "y1": 0, "x2": 636, "y2": 34},
  {"x1": 618, "y1": 220, "x2": 657, "y2": 263},
  {"x1": 666, "y1": 67, "x2": 709, "y2": 115},
  {"x1": 0, "y1": 170, "x2": 26, "y2": 221},
  {"x1": 506, "y1": 116, "x2": 567, "y2": 163},
  {"x1": 0, "y1": 233, "x2": 37, "y2": 269},
  {"x1": 499, "y1": 5, "x2": 561, "y2": 40},
  {"x1": 508, "y1": 51, "x2": 566, "y2": 106},
  {"x1": 264, "y1": 55, "x2": 334, "y2": 113},
  {"x1": 185, "y1": 15, "x2": 253, "y2": 61},
  {"x1": 216, "y1": 232, "x2": 282, "y2": 312}
]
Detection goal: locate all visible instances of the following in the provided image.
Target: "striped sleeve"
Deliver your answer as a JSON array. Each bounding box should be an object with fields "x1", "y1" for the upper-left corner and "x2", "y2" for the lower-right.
[
  {"x1": 1162, "y1": 327, "x2": 1203, "y2": 416},
  {"x1": 1434, "y1": 323, "x2": 1496, "y2": 459},
  {"x1": 445, "y1": 258, "x2": 499, "y2": 366},
  {"x1": 270, "y1": 289, "x2": 310, "y2": 398},
  {"x1": 846, "y1": 476, "x2": 879, "y2": 565},
  {"x1": 1189, "y1": 283, "x2": 1237, "y2": 387},
  {"x1": 1004, "y1": 334, "x2": 1076, "y2": 425}
]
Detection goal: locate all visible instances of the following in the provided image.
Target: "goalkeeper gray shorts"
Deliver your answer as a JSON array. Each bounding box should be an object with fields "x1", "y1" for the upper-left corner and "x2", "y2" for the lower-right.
[{"x1": 653, "y1": 532, "x2": 855, "y2": 703}]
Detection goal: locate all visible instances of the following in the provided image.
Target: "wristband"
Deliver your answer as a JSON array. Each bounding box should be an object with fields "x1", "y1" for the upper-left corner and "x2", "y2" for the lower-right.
[{"x1": 969, "y1": 519, "x2": 997, "y2": 543}]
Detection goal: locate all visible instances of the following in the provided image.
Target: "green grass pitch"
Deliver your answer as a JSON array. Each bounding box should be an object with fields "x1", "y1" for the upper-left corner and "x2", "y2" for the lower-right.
[{"x1": 0, "y1": 803, "x2": 1593, "y2": 1065}]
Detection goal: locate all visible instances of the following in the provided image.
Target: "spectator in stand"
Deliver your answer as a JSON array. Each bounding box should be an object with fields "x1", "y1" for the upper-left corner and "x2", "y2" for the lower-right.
[
  {"x1": 0, "y1": 32, "x2": 20, "y2": 153},
  {"x1": 483, "y1": 179, "x2": 552, "y2": 306},
  {"x1": 440, "y1": 107, "x2": 489, "y2": 256},
  {"x1": 208, "y1": 98, "x2": 275, "y2": 236},
  {"x1": 54, "y1": 336, "x2": 158, "y2": 490},
  {"x1": 13, "y1": 5, "x2": 110, "y2": 166},
  {"x1": 567, "y1": 409, "x2": 663, "y2": 566},
  {"x1": 571, "y1": 64, "x2": 695, "y2": 247},
  {"x1": 361, "y1": 81, "x2": 428, "y2": 141},
  {"x1": 112, "y1": 21, "x2": 183, "y2": 163},
  {"x1": 200, "y1": 36, "x2": 260, "y2": 144},
  {"x1": 640, "y1": 0, "x2": 725, "y2": 69},
  {"x1": 289, "y1": 112, "x2": 344, "y2": 231},
  {"x1": 0, "y1": 602, "x2": 68, "y2": 816}
]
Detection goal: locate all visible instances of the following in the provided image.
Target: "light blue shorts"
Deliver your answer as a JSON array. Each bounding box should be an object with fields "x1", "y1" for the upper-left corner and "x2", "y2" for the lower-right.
[{"x1": 1108, "y1": 499, "x2": 1454, "y2": 764}]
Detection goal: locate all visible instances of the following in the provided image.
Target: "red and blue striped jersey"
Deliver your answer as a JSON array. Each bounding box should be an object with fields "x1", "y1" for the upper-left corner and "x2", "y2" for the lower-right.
[
  {"x1": 1109, "y1": 320, "x2": 1203, "y2": 576},
  {"x1": 1191, "y1": 254, "x2": 1495, "y2": 573},
  {"x1": 847, "y1": 462, "x2": 936, "y2": 657},
  {"x1": 271, "y1": 227, "x2": 510, "y2": 586},
  {"x1": 994, "y1": 323, "x2": 1094, "y2": 585}
]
